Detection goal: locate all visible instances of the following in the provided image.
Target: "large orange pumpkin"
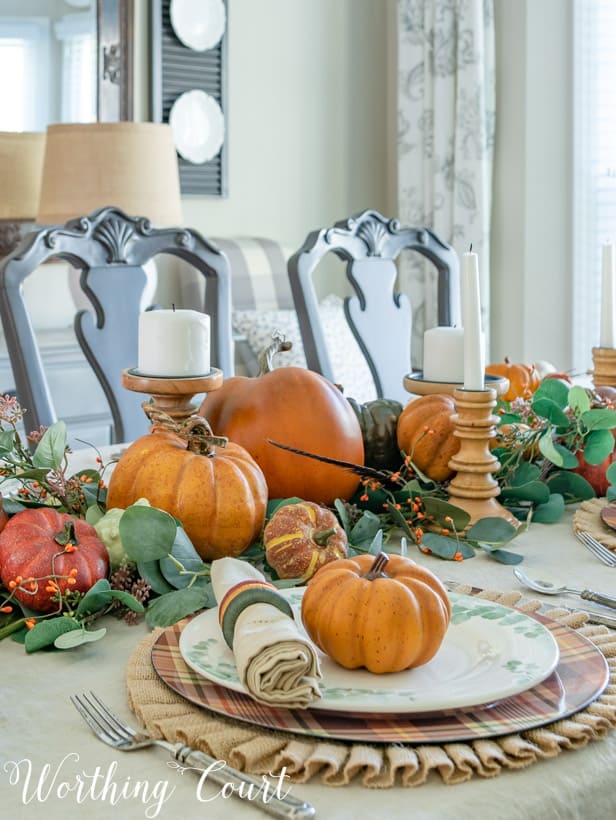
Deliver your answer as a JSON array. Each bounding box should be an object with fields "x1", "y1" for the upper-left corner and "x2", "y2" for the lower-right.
[
  {"x1": 485, "y1": 357, "x2": 540, "y2": 402},
  {"x1": 396, "y1": 394, "x2": 459, "y2": 482},
  {"x1": 0, "y1": 508, "x2": 109, "y2": 613},
  {"x1": 199, "y1": 335, "x2": 364, "y2": 503},
  {"x1": 106, "y1": 419, "x2": 268, "y2": 562},
  {"x1": 301, "y1": 552, "x2": 451, "y2": 673}
]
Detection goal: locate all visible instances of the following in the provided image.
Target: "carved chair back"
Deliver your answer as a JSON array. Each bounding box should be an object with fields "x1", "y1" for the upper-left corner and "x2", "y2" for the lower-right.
[
  {"x1": 287, "y1": 210, "x2": 460, "y2": 403},
  {"x1": 0, "y1": 207, "x2": 233, "y2": 444}
]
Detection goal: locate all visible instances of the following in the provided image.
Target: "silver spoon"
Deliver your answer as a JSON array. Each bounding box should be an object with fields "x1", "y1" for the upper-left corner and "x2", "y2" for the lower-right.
[{"x1": 513, "y1": 567, "x2": 616, "y2": 610}]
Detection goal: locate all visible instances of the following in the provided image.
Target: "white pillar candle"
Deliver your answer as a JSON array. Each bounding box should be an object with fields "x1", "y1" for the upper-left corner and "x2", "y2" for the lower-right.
[
  {"x1": 600, "y1": 243, "x2": 616, "y2": 348},
  {"x1": 423, "y1": 327, "x2": 465, "y2": 382},
  {"x1": 138, "y1": 308, "x2": 211, "y2": 377},
  {"x1": 462, "y1": 250, "x2": 485, "y2": 390}
]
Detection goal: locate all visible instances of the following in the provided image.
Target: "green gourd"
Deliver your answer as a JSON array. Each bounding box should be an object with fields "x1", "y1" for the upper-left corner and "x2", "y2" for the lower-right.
[{"x1": 347, "y1": 398, "x2": 404, "y2": 471}]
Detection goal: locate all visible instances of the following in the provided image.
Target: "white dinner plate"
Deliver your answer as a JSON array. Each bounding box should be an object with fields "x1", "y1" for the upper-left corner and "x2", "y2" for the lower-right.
[
  {"x1": 169, "y1": 90, "x2": 225, "y2": 164},
  {"x1": 179, "y1": 589, "x2": 560, "y2": 715},
  {"x1": 170, "y1": 0, "x2": 226, "y2": 52}
]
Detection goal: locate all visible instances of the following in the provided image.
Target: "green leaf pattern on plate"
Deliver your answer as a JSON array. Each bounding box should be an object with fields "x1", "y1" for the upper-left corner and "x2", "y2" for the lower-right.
[
  {"x1": 502, "y1": 659, "x2": 544, "y2": 686},
  {"x1": 451, "y1": 600, "x2": 548, "y2": 639},
  {"x1": 186, "y1": 639, "x2": 418, "y2": 700},
  {"x1": 187, "y1": 639, "x2": 238, "y2": 682},
  {"x1": 451, "y1": 597, "x2": 551, "y2": 684}
]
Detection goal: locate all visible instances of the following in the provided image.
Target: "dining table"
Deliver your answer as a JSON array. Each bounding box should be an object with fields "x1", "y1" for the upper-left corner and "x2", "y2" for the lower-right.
[{"x1": 2, "y1": 444, "x2": 616, "y2": 820}]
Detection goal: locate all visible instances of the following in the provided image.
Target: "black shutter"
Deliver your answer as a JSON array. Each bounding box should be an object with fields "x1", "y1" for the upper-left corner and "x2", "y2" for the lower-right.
[{"x1": 151, "y1": 0, "x2": 228, "y2": 197}]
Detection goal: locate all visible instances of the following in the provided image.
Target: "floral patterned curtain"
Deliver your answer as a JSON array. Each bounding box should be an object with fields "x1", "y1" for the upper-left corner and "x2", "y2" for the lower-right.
[{"x1": 397, "y1": 0, "x2": 495, "y2": 368}]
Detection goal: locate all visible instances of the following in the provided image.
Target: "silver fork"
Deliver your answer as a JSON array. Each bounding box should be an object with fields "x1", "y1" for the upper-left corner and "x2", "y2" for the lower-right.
[
  {"x1": 70, "y1": 692, "x2": 315, "y2": 819},
  {"x1": 576, "y1": 531, "x2": 616, "y2": 567}
]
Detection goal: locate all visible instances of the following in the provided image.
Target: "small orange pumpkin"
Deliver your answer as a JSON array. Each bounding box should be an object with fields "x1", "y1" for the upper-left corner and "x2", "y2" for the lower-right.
[
  {"x1": 199, "y1": 334, "x2": 364, "y2": 504},
  {"x1": 106, "y1": 419, "x2": 268, "y2": 562},
  {"x1": 396, "y1": 394, "x2": 459, "y2": 482},
  {"x1": 264, "y1": 501, "x2": 347, "y2": 581},
  {"x1": 485, "y1": 357, "x2": 540, "y2": 402},
  {"x1": 301, "y1": 552, "x2": 451, "y2": 673}
]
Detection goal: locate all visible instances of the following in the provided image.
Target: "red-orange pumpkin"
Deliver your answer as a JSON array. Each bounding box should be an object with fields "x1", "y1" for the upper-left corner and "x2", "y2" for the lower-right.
[
  {"x1": 301, "y1": 552, "x2": 451, "y2": 673},
  {"x1": 396, "y1": 394, "x2": 459, "y2": 482},
  {"x1": 0, "y1": 508, "x2": 109, "y2": 613},
  {"x1": 199, "y1": 336, "x2": 364, "y2": 503},
  {"x1": 264, "y1": 501, "x2": 347, "y2": 580},
  {"x1": 106, "y1": 421, "x2": 268, "y2": 562}
]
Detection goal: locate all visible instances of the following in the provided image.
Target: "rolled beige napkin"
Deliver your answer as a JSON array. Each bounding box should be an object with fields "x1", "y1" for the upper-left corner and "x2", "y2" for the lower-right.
[{"x1": 210, "y1": 557, "x2": 322, "y2": 709}]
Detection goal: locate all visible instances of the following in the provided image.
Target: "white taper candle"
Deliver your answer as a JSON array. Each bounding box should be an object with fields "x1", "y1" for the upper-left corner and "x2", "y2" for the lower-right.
[{"x1": 462, "y1": 249, "x2": 485, "y2": 390}]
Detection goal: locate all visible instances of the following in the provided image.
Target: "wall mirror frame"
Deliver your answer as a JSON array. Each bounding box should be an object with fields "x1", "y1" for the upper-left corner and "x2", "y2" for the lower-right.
[{"x1": 97, "y1": 0, "x2": 134, "y2": 122}]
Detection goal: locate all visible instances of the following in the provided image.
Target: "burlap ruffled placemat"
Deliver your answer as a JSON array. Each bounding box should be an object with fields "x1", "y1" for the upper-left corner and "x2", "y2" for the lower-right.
[
  {"x1": 126, "y1": 587, "x2": 616, "y2": 787},
  {"x1": 572, "y1": 497, "x2": 616, "y2": 551}
]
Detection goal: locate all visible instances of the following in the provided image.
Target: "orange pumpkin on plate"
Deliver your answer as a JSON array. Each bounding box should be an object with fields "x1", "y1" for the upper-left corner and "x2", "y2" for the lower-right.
[{"x1": 301, "y1": 552, "x2": 451, "y2": 673}]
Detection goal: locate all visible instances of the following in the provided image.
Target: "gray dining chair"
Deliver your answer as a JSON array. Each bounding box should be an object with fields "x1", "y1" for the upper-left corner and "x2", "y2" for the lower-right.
[
  {"x1": 0, "y1": 206, "x2": 233, "y2": 444},
  {"x1": 287, "y1": 209, "x2": 460, "y2": 403}
]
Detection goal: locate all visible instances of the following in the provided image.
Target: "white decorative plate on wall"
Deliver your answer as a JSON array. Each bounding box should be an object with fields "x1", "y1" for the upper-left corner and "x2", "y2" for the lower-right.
[
  {"x1": 170, "y1": 0, "x2": 226, "y2": 52},
  {"x1": 169, "y1": 90, "x2": 225, "y2": 165}
]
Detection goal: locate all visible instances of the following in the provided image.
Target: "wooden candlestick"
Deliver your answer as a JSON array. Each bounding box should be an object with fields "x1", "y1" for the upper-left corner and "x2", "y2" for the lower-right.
[
  {"x1": 121, "y1": 367, "x2": 223, "y2": 425},
  {"x1": 590, "y1": 347, "x2": 616, "y2": 388},
  {"x1": 447, "y1": 387, "x2": 519, "y2": 528}
]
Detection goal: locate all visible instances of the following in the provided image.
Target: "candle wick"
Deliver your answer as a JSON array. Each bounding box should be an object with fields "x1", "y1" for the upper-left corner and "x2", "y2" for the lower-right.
[
  {"x1": 172, "y1": 303, "x2": 176, "y2": 312},
  {"x1": 468, "y1": 243, "x2": 473, "y2": 253}
]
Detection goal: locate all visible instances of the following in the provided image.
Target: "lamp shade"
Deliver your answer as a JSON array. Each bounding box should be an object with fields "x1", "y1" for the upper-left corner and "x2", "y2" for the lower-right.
[
  {"x1": 36, "y1": 122, "x2": 183, "y2": 226},
  {"x1": 0, "y1": 132, "x2": 46, "y2": 220}
]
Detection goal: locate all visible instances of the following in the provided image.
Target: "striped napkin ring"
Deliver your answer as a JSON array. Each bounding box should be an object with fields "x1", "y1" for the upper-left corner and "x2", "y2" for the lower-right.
[{"x1": 218, "y1": 579, "x2": 294, "y2": 649}]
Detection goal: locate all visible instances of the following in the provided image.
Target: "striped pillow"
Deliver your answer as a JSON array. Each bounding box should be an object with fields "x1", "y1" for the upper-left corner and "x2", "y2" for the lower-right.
[{"x1": 180, "y1": 236, "x2": 293, "y2": 313}]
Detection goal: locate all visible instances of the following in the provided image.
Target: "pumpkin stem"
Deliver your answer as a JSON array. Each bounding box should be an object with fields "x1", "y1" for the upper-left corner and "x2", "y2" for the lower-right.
[
  {"x1": 182, "y1": 416, "x2": 229, "y2": 457},
  {"x1": 54, "y1": 520, "x2": 79, "y2": 547},
  {"x1": 142, "y1": 403, "x2": 228, "y2": 456},
  {"x1": 313, "y1": 527, "x2": 337, "y2": 547},
  {"x1": 258, "y1": 331, "x2": 293, "y2": 375},
  {"x1": 363, "y1": 551, "x2": 389, "y2": 580}
]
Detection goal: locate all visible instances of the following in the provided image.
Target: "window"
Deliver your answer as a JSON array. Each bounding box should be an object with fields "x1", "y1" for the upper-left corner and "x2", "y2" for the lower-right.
[
  {"x1": 0, "y1": 18, "x2": 50, "y2": 131},
  {"x1": 573, "y1": 0, "x2": 616, "y2": 372},
  {"x1": 54, "y1": 11, "x2": 96, "y2": 123},
  {"x1": 0, "y1": 11, "x2": 95, "y2": 132}
]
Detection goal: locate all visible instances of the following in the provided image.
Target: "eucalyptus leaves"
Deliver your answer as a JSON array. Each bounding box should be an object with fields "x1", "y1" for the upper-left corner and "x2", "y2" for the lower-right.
[
  {"x1": 97, "y1": 503, "x2": 295, "y2": 628},
  {"x1": 337, "y1": 473, "x2": 522, "y2": 565},
  {"x1": 494, "y1": 379, "x2": 616, "y2": 515},
  {"x1": 330, "y1": 380, "x2": 616, "y2": 565}
]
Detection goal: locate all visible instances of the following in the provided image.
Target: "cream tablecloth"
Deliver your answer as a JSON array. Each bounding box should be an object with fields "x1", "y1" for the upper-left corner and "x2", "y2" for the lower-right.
[{"x1": 2, "y1": 447, "x2": 616, "y2": 819}]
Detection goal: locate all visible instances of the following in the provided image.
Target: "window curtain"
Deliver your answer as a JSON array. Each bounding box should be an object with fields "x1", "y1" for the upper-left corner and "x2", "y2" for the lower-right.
[
  {"x1": 397, "y1": 0, "x2": 495, "y2": 368},
  {"x1": 572, "y1": 0, "x2": 616, "y2": 374}
]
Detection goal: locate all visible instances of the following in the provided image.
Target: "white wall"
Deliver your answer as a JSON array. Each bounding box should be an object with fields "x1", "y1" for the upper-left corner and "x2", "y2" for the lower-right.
[
  {"x1": 136, "y1": 0, "x2": 396, "y2": 250},
  {"x1": 14, "y1": 1, "x2": 575, "y2": 372},
  {"x1": 491, "y1": 0, "x2": 573, "y2": 370}
]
